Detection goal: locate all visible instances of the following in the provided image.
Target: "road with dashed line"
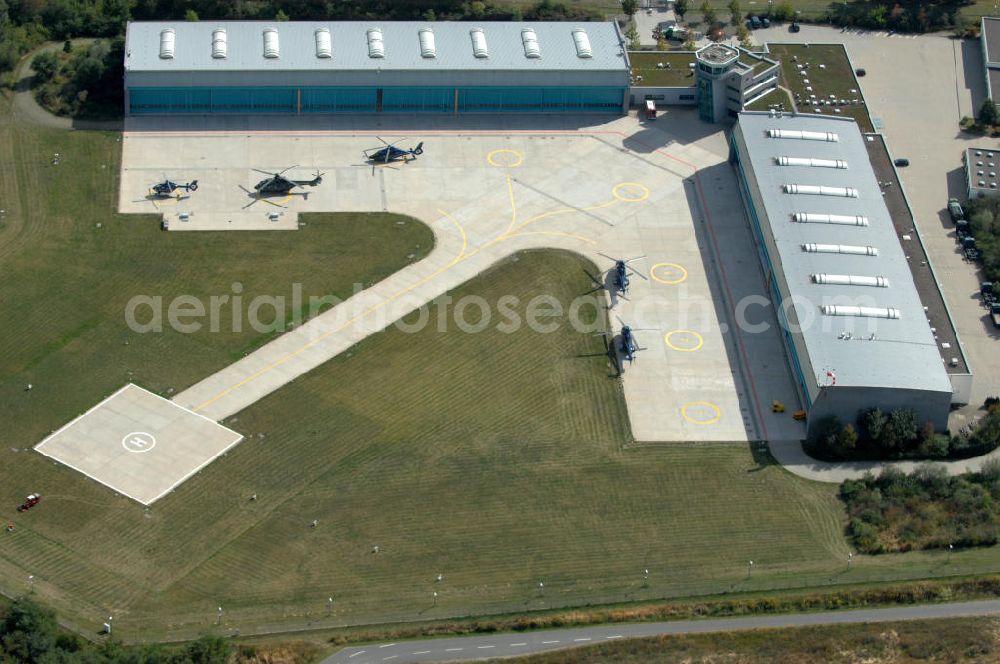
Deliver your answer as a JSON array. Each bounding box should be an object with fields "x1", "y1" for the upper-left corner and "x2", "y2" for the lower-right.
[{"x1": 322, "y1": 600, "x2": 1000, "y2": 663}]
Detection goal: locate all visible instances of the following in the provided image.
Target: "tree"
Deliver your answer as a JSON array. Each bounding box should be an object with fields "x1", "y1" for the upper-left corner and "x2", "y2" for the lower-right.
[
  {"x1": 674, "y1": 0, "x2": 688, "y2": 21},
  {"x1": 737, "y1": 22, "x2": 753, "y2": 48},
  {"x1": 1, "y1": 598, "x2": 59, "y2": 662},
  {"x1": 32, "y1": 51, "x2": 58, "y2": 83},
  {"x1": 620, "y1": 0, "x2": 639, "y2": 17},
  {"x1": 979, "y1": 98, "x2": 1000, "y2": 127},
  {"x1": 728, "y1": 0, "x2": 741, "y2": 26},
  {"x1": 700, "y1": 0, "x2": 716, "y2": 26},
  {"x1": 860, "y1": 408, "x2": 888, "y2": 443},
  {"x1": 184, "y1": 8, "x2": 199, "y2": 21},
  {"x1": 887, "y1": 408, "x2": 919, "y2": 450},
  {"x1": 71, "y1": 56, "x2": 104, "y2": 91},
  {"x1": 626, "y1": 24, "x2": 641, "y2": 50},
  {"x1": 682, "y1": 36, "x2": 696, "y2": 51},
  {"x1": 275, "y1": 8, "x2": 289, "y2": 20}
]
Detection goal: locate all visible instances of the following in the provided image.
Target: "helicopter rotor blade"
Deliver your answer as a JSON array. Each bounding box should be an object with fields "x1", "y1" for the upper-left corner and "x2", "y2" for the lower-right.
[
  {"x1": 376, "y1": 137, "x2": 390, "y2": 147},
  {"x1": 277, "y1": 165, "x2": 298, "y2": 176},
  {"x1": 624, "y1": 255, "x2": 647, "y2": 264},
  {"x1": 251, "y1": 168, "x2": 277, "y2": 176},
  {"x1": 596, "y1": 252, "x2": 618, "y2": 263},
  {"x1": 629, "y1": 268, "x2": 649, "y2": 281}
]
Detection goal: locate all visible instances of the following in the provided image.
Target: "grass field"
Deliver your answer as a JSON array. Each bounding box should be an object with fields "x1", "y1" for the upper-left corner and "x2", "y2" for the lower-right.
[
  {"x1": 493, "y1": 615, "x2": 1000, "y2": 663},
  {"x1": 764, "y1": 43, "x2": 873, "y2": 131},
  {"x1": 2, "y1": 96, "x2": 1000, "y2": 643}
]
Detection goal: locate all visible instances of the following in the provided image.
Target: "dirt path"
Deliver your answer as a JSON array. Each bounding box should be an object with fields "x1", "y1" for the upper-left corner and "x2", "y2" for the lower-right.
[{"x1": 12, "y1": 41, "x2": 122, "y2": 131}]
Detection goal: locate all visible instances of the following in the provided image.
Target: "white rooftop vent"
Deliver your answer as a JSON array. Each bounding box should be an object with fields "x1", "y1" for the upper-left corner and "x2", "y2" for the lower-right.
[
  {"x1": 777, "y1": 157, "x2": 848, "y2": 169},
  {"x1": 784, "y1": 185, "x2": 859, "y2": 198},
  {"x1": 821, "y1": 305, "x2": 900, "y2": 319},
  {"x1": 418, "y1": 27, "x2": 436, "y2": 58},
  {"x1": 812, "y1": 274, "x2": 889, "y2": 287},
  {"x1": 367, "y1": 27, "x2": 385, "y2": 58},
  {"x1": 159, "y1": 28, "x2": 175, "y2": 59},
  {"x1": 263, "y1": 27, "x2": 280, "y2": 59},
  {"x1": 793, "y1": 212, "x2": 868, "y2": 226},
  {"x1": 211, "y1": 28, "x2": 227, "y2": 59},
  {"x1": 802, "y1": 243, "x2": 878, "y2": 256},
  {"x1": 470, "y1": 28, "x2": 489, "y2": 58},
  {"x1": 572, "y1": 28, "x2": 592, "y2": 58},
  {"x1": 521, "y1": 28, "x2": 541, "y2": 58},
  {"x1": 767, "y1": 129, "x2": 839, "y2": 142},
  {"x1": 315, "y1": 27, "x2": 332, "y2": 58}
]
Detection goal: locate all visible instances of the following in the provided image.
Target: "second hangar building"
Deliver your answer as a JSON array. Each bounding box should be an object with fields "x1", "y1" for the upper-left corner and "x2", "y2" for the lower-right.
[
  {"x1": 123, "y1": 21, "x2": 630, "y2": 115},
  {"x1": 730, "y1": 112, "x2": 968, "y2": 436}
]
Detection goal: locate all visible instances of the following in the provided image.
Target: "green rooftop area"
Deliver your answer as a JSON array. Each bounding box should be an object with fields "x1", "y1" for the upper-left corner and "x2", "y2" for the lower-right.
[
  {"x1": 765, "y1": 43, "x2": 872, "y2": 132},
  {"x1": 744, "y1": 87, "x2": 794, "y2": 112},
  {"x1": 628, "y1": 51, "x2": 696, "y2": 88},
  {"x1": 737, "y1": 51, "x2": 777, "y2": 75}
]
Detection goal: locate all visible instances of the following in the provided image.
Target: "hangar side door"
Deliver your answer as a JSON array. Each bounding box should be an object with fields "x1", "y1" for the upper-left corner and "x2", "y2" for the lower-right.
[{"x1": 376, "y1": 88, "x2": 383, "y2": 113}]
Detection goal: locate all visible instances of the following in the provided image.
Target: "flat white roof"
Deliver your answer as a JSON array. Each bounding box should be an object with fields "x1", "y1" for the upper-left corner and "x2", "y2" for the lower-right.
[{"x1": 125, "y1": 21, "x2": 628, "y2": 74}]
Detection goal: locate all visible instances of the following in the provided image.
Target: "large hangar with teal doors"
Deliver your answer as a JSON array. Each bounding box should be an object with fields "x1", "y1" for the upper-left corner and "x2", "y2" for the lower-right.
[{"x1": 123, "y1": 20, "x2": 630, "y2": 115}]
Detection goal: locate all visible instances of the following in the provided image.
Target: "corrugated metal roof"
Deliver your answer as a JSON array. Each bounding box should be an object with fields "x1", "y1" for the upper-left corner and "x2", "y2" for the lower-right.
[
  {"x1": 735, "y1": 111, "x2": 952, "y2": 394},
  {"x1": 983, "y1": 17, "x2": 1000, "y2": 65},
  {"x1": 125, "y1": 21, "x2": 627, "y2": 73}
]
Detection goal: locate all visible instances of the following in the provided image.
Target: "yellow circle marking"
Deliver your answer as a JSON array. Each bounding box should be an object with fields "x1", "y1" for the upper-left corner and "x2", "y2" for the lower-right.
[
  {"x1": 259, "y1": 194, "x2": 293, "y2": 206},
  {"x1": 487, "y1": 149, "x2": 524, "y2": 168},
  {"x1": 151, "y1": 193, "x2": 180, "y2": 207},
  {"x1": 612, "y1": 182, "x2": 650, "y2": 202},
  {"x1": 665, "y1": 329, "x2": 704, "y2": 352},
  {"x1": 682, "y1": 401, "x2": 722, "y2": 425},
  {"x1": 650, "y1": 262, "x2": 688, "y2": 285}
]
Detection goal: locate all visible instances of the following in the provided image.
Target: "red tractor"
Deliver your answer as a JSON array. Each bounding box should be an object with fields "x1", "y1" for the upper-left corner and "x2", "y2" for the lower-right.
[{"x1": 17, "y1": 494, "x2": 40, "y2": 512}]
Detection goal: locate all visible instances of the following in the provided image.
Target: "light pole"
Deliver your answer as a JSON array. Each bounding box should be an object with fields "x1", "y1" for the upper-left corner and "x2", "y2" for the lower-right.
[
  {"x1": 28, "y1": 575, "x2": 34, "y2": 593},
  {"x1": 432, "y1": 591, "x2": 438, "y2": 607},
  {"x1": 847, "y1": 552, "x2": 853, "y2": 570},
  {"x1": 217, "y1": 606, "x2": 223, "y2": 625},
  {"x1": 327, "y1": 597, "x2": 333, "y2": 616},
  {"x1": 643, "y1": 568, "x2": 649, "y2": 586},
  {"x1": 538, "y1": 581, "x2": 545, "y2": 596},
  {"x1": 948, "y1": 544, "x2": 954, "y2": 562},
  {"x1": 746, "y1": 560, "x2": 754, "y2": 578}
]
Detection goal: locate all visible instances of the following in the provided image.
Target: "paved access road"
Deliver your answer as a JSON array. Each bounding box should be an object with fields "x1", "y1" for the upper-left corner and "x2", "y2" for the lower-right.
[{"x1": 322, "y1": 600, "x2": 1000, "y2": 663}]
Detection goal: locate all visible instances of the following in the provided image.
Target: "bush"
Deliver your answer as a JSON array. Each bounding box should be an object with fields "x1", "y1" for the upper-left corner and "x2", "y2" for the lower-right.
[
  {"x1": 840, "y1": 464, "x2": 1000, "y2": 554},
  {"x1": 31, "y1": 51, "x2": 58, "y2": 83}
]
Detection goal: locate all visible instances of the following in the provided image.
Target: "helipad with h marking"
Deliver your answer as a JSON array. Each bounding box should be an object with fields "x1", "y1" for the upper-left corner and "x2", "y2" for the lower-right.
[{"x1": 34, "y1": 384, "x2": 243, "y2": 505}]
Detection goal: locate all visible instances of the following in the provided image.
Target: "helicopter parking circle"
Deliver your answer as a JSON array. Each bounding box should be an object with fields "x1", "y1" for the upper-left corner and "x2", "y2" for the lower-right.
[
  {"x1": 486, "y1": 149, "x2": 524, "y2": 168},
  {"x1": 650, "y1": 262, "x2": 688, "y2": 285},
  {"x1": 150, "y1": 193, "x2": 181, "y2": 207},
  {"x1": 664, "y1": 329, "x2": 704, "y2": 352},
  {"x1": 612, "y1": 182, "x2": 650, "y2": 202},
  {"x1": 259, "y1": 194, "x2": 293, "y2": 207},
  {"x1": 681, "y1": 401, "x2": 722, "y2": 425}
]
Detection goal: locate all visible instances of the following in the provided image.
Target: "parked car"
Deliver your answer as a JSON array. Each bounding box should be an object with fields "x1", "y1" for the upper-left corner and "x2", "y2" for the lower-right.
[
  {"x1": 893, "y1": 158, "x2": 910, "y2": 167},
  {"x1": 761, "y1": 17, "x2": 771, "y2": 28},
  {"x1": 789, "y1": 21, "x2": 801, "y2": 32},
  {"x1": 948, "y1": 198, "x2": 965, "y2": 222},
  {"x1": 855, "y1": 68, "x2": 866, "y2": 76},
  {"x1": 747, "y1": 15, "x2": 761, "y2": 29}
]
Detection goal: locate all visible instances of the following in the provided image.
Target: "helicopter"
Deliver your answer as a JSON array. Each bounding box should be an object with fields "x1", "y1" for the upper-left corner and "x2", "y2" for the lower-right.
[
  {"x1": 363, "y1": 138, "x2": 424, "y2": 165},
  {"x1": 597, "y1": 316, "x2": 652, "y2": 367},
  {"x1": 149, "y1": 177, "x2": 198, "y2": 198},
  {"x1": 241, "y1": 166, "x2": 324, "y2": 208},
  {"x1": 598, "y1": 253, "x2": 647, "y2": 296}
]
